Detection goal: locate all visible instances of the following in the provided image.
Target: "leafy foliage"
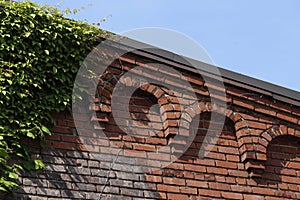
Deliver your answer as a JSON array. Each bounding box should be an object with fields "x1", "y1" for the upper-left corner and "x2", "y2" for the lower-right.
[{"x1": 0, "y1": 0, "x2": 105, "y2": 191}]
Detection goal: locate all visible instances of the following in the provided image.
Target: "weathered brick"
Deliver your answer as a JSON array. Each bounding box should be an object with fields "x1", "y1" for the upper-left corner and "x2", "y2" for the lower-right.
[
  {"x1": 16, "y1": 44, "x2": 300, "y2": 200},
  {"x1": 120, "y1": 188, "x2": 143, "y2": 197},
  {"x1": 37, "y1": 188, "x2": 60, "y2": 197}
]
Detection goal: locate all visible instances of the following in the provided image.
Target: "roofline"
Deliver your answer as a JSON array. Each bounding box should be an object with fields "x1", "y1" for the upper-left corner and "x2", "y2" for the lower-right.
[{"x1": 99, "y1": 37, "x2": 300, "y2": 107}]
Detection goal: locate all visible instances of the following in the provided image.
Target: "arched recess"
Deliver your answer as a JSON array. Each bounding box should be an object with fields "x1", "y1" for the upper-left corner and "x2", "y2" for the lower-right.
[
  {"x1": 262, "y1": 135, "x2": 300, "y2": 185},
  {"x1": 208, "y1": 109, "x2": 300, "y2": 178},
  {"x1": 167, "y1": 101, "x2": 240, "y2": 156},
  {"x1": 91, "y1": 72, "x2": 185, "y2": 142},
  {"x1": 243, "y1": 125, "x2": 299, "y2": 178},
  {"x1": 177, "y1": 101, "x2": 285, "y2": 177},
  {"x1": 221, "y1": 109, "x2": 281, "y2": 178},
  {"x1": 177, "y1": 102, "x2": 251, "y2": 157},
  {"x1": 176, "y1": 111, "x2": 238, "y2": 162},
  {"x1": 127, "y1": 88, "x2": 164, "y2": 138}
]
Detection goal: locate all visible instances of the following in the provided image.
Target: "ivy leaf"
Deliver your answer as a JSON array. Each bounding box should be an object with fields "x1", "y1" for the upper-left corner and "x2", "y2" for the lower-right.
[
  {"x1": 24, "y1": 160, "x2": 45, "y2": 171},
  {"x1": 53, "y1": 67, "x2": 57, "y2": 74},
  {"x1": 0, "y1": 148, "x2": 8, "y2": 159},
  {"x1": 0, "y1": 186, "x2": 7, "y2": 192},
  {"x1": 26, "y1": 132, "x2": 36, "y2": 139},
  {"x1": 6, "y1": 80, "x2": 12, "y2": 85},
  {"x1": 41, "y1": 125, "x2": 51, "y2": 135},
  {"x1": 34, "y1": 160, "x2": 45, "y2": 170},
  {"x1": 8, "y1": 172, "x2": 18, "y2": 180},
  {"x1": 0, "y1": 0, "x2": 104, "y2": 191},
  {"x1": 29, "y1": 21, "x2": 35, "y2": 28},
  {"x1": 24, "y1": 32, "x2": 31, "y2": 38}
]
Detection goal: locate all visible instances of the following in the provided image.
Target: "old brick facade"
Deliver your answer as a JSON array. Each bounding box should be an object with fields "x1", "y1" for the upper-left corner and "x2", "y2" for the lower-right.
[{"x1": 9, "y1": 40, "x2": 300, "y2": 200}]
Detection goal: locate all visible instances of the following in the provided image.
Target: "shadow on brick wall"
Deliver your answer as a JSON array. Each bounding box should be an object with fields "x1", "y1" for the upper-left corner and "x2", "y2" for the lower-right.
[
  {"x1": 255, "y1": 135, "x2": 300, "y2": 187},
  {"x1": 11, "y1": 147, "x2": 93, "y2": 199}
]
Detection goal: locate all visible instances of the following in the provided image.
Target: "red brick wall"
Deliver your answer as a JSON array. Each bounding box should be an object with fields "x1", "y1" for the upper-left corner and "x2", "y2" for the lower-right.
[{"x1": 9, "y1": 53, "x2": 300, "y2": 200}]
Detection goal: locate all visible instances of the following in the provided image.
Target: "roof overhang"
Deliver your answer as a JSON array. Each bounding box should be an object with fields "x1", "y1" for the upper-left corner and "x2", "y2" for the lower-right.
[{"x1": 97, "y1": 36, "x2": 300, "y2": 107}]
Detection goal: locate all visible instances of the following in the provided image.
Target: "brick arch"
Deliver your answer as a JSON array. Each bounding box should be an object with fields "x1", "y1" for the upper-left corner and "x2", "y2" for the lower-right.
[
  {"x1": 258, "y1": 125, "x2": 285, "y2": 160},
  {"x1": 120, "y1": 77, "x2": 177, "y2": 137},
  {"x1": 225, "y1": 110, "x2": 257, "y2": 169},
  {"x1": 212, "y1": 108, "x2": 255, "y2": 171},
  {"x1": 222, "y1": 109, "x2": 282, "y2": 178},
  {"x1": 134, "y1": 81, "x2": 184, "y2": 139},
  {"x1": 134, "y1": 82, "x2": 177, "y2": 139},
  {"x1": 180, "y1": 101, "x2": 227, "y2": 121},
  {"x1": 96, "y1": 76, "x2": 300, "y2": 179},
  {"x1": 94, "y1": 73, "x2": 168, "y2": 125},
  {"x1": 178, "y1": 101, "x2": 249, "y2": 133},
  {"x1": 95, "y1": 73, "x2": 191, "y2": 141},
  {"x1": 157, "y1": 100, "x2": 228, "y2": 140},
  {"x1": 174, "y1": 101, "x2": 237, "y2": 139},
  {"x1": 179, "y1": 101, "x2": 253, "y2": 152},
  {"x1": 99, "y1": 73, "x2": 167, "y2": 102},
  {"x1": 260, "y1": 125, "x2": 297, "y2": 159},
  {"x1": 176, "y1": 101, "x2": 246, "y2": 136},
  {"x1": 178, "y1": 101, "x2": 275, "y2": 177},
  {"x1": 215, "y1": 111, "x2": 300, "y2": 178},
  {"x1": 118, "y1": 75, "x2": 166, "y2": 100},
  {"x1": 225, "y1": 111, "x2": 254, "y2": 163},
  {"x1": 170, "y1": 102, "x2": 241, "y2": 166},
  {"x1": 258, "y1": 134, "x2": 300, "y2": 186},
  {"x1": 244, "y1": 125, "x2": 300, "y2": 178}
]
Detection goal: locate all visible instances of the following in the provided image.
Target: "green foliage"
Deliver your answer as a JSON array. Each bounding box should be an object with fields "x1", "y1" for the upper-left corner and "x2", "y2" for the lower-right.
[{"x1": 0, "y1": 0, "x2": 106, "y2": 192}]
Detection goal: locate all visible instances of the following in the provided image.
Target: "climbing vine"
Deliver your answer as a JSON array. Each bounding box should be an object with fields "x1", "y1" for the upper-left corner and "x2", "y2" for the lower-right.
[{"x1": 0, "y1": 0, "x2": 107, "y2": 191}]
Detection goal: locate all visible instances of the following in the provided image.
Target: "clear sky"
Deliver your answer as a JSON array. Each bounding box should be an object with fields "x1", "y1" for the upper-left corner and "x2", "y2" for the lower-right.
[{"x1": 28, "y1": 0, "x2": 300, "y2": 92}]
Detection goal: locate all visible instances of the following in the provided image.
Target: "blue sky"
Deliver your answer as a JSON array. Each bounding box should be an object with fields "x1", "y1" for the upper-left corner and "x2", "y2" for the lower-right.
[{"x1": 30, "y1": 0, "x2": 300, "y2": 92}]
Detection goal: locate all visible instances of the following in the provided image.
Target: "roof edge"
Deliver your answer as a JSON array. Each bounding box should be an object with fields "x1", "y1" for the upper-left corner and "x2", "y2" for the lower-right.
[{"x1": 98, "y1": 37, "x2": 300, "y2": 107}]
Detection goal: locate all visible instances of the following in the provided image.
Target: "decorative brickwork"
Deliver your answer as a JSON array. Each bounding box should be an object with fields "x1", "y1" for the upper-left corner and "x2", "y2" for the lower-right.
[{"x1": 7, "y1": 46, "x2": 300, "y2": 200}]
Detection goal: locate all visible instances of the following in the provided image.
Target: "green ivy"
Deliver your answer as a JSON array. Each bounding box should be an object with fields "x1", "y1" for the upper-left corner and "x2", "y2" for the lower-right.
[{"x1": 0, "y1": 0, "x2": 106, "y2": 192}]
